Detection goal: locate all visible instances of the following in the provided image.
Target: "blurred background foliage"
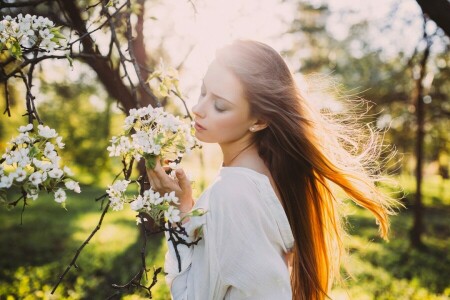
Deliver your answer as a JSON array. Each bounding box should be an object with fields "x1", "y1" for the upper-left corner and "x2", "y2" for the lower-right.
[{"x1": 0, "y1": 0, "x2": 449, "y2": 299}]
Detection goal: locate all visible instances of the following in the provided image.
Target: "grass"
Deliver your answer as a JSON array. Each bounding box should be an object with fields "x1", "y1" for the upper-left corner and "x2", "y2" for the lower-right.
[
  {"x1": 0, "y1": 175, "x2": 449, "y2": 299},
  {"x1": 0, "y1": 186, "x2": 170, "y2": 300}
]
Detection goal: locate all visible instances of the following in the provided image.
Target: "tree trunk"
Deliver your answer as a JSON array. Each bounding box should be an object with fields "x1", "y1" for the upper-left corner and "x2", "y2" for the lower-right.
[
  {"x1": 410, "y1": 21, "x2": 432, "y2": 249},
  {"x1": 60, "y1": 0, "x2": 138, "y2": 113},
  {"x1": 415, "y1": 0, "x2": 450, "y2": 37}
]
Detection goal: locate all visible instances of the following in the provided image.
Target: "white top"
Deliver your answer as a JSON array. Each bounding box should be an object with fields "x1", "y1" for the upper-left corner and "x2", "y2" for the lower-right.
[{"x1": 164, "y1": 167, "x2": 295, "y2": 300}]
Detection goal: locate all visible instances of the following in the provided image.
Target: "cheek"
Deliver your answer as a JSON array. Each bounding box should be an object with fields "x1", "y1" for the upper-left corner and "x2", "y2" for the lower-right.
[
  {"x1": 216, "y1": 114, "x2": 250, "y2": 137},
  {"x1": 198, "y1": 112, "x2": 250, "y2": 143}
]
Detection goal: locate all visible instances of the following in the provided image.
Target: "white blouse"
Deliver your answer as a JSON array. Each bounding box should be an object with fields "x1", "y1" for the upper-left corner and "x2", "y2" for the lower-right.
[{"x1": 164, "y1": 167, "x2": 295, "y2": 300}]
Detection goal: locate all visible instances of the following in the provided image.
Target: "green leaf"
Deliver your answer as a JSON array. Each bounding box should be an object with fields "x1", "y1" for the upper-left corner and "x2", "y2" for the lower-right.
[
  {"x1": 144, "y1": 154, "x2": 158, "y2": 169},
  {"x1": 190, "y1": 208, "x2": 207, "y2": 217},
  {"x1": 0, "y1": 189, "x2": 7, "y2": 204},
  {"x1": 65, "y1": 53, "x2": 73, "y2": 67},
  {"x1": 158, "y1": 83, "x2": 169, "y2": 97},
  {"x1": 51, "y1": 29, "x2": 66, "y2": 40},
  {"x1": 29, "y1": 145, "x2": 40, "y2": 157},
  {"x1": 155, "y1": 132, "x2": 164, "y2": 144},
  {"x1": 10, "y1": 41, "x2": 22, "y2": 59},
  {"x1": 147, "y1": 71, "x2": 161, "y2": 82}
]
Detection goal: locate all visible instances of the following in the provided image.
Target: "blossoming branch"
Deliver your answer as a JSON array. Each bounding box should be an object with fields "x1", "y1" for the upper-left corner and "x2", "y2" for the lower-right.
[
  {"x1": 0, "y1": 123, "x2": 80, "y2": 206},
  {"x1": 0, "y1": 14, "x2": 66, "y2": 59}
]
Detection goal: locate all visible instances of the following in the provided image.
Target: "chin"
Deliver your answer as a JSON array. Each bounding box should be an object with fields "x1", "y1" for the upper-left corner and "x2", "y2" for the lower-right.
[{"x1": 195, "y1": 132, "x2": 217, "y2": 144}]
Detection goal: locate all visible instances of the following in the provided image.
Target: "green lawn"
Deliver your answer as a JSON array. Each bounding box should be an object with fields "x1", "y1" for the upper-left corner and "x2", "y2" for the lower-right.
[
  {"x1": 0, "y1": 176, "x2": 449, "y2": 299},
  {"x1": 0, "y1": 186, "x2": 170, "y2": 299}
]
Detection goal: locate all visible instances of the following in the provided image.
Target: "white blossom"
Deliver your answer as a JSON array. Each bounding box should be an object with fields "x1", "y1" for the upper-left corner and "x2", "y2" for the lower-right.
[
  {"x1": 44, "y1": 142, "x2": 57, "y2": 158},
  {"x1": 63, "y1": 166, "x2": 74, "y2": 177},
  {"x1": 130, "y1": 195, "x2": 144, "y2": 211},
  {"x1": 163, "y1": 191, "x2": 179, "y2": 205},
  {"x1": 12, "y1": 132, "x2": 32, "y2": 145},
  {"x1": 65, "y1": 180, "x2": 81, "y2": 193},
  {"x1": 40, "y1": 38, "x2": 56, "y2": 52},
  {"x1": 14, "y1": 168, "x2": 27, "y2": 182},
  {"x1": 164, "y1": 206, "x2": 181, "y2": 223},
  {"x1": 27, "y1": 189, "x2": 38, "y2": 201},
  {"x1": 106, "y1": 180, "x2": 130, "y2": 209},
  {"x1": 55, "y1": 136, "x2": 65, "y2": 149},
  {"x1": 18, "y1": 123, "x2": 33, "y2": 133},
  {"x1": 39, "y1": 28, "x2": 53, "y2": 39},
  {"x1": 168, "y1": 162, "x2": 180, "y2": 170},
  {"x1": 110, "y1": 197, "x2": 124, "y2": 211},
  {"x1": 49, "y1": 155, "x2": 61, "y2": 167},
  {"x1": 37, "y1": 124, "x2": 57, "y2": 139},
  {"x1": 0, "y1": 175, "x2": 13, "y2": 188},
  {"x1": 123, "y1": 115, "x2": 136, "y2": 131},
  {"x1": 48, "y1": 168, "x2": 63, "y2": 179},
  {"x1": 29, "y1": 171, "x2": 44, "y2": 186},
  {"x1": 144, "y1": 189, "x2": 162, "y2": 205},
  {"x1": 33, "y1": 158, "x2": 53, "y2": 172},
  {"x1": 107, "y1": 180, "x2": 130, "y2": 194},
  {"x1": 54, "y1": 188, "x2": 66, "y2": 203}
]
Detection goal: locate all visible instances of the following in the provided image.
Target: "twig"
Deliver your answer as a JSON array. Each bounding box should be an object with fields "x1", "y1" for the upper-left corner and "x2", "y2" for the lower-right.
[
  {"x1": 109, "y1": 214, "x2": 164, "y2": 297},
  {"x1": 124, "y1": 0, "x2": 160, "y2": 107},
  {"x1": 51, "y1": 201, "x2": 111, "y2": 294},
  {"x1": 67, "y1": 1, "x2": 128, "y2": 47},
  {"x1": 186, "y1": 0, "x2": 198, "y2": 14},
  {"x1": 0, "y1": 0, "x2": 48, "y2": 8},
  {"x1": 3, "y1": 81, "x2": 10, "y2": 117},
  {"x1": 166, "y1": 222, "x2": 202, "y2": 272}
]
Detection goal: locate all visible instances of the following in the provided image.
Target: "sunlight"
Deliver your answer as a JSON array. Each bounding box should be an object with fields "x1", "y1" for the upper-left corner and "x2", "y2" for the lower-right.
[{"x1": 144, "y1": 0, "x2": 295, "y2": 104}]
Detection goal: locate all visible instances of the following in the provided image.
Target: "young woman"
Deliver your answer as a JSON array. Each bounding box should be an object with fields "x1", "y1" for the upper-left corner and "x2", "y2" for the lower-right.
[{"x1": 147, "y1": 40, "x2": 398, "y2": 300}]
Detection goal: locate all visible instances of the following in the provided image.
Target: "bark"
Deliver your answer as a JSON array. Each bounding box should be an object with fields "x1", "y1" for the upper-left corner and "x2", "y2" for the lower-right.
[
  {"x1": 415, "y1": 0, "x2": 450, "y2": 37},
  {"x1": 59, "y1": 0, "x2": 137, "y2": 113},
  {"x1": 133, "y1": 0, "x2": 156, "y2": 107},
  {"x1": 409, "y1": 26, "x2": 431, "y2": 250}
]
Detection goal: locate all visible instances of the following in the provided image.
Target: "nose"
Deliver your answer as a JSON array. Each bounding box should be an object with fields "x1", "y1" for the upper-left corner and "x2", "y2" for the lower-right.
[{"x1": 192, "y1": 101, "x2": 205, "y2": 119}]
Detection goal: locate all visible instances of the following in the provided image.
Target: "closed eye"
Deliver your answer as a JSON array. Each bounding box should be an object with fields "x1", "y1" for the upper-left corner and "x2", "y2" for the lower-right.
[{"x1": 214, "y1": 99, "x2": 227, "y2": 112}]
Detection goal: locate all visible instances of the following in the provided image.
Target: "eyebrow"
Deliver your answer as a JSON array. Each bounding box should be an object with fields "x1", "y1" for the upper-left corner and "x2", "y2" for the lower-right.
[{"x1": 202, "y1": 80, "x2": 235, "y2": 105}]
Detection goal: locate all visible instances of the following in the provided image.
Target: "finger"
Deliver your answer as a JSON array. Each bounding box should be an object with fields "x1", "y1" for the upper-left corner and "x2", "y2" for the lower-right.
[
  {"x1": 146, "y1": 168, "x2": 161, "y2": 189},
  {"x1": 162, "y1": 166, "x2": 172, "y2": 174},
  {"x1": 153, "y1": 159, "x2": 169, "y2": 180},
  {"x1": 153, "y1": 160, "x2": 179, "y2": 191},
  {"x1": 176, "y1": 169, "x2": 191, "y2": 191}
]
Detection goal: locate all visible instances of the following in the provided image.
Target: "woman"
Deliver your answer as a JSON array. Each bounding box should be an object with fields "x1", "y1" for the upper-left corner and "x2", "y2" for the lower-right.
[{"x1": 147, "y1": 40, "x2": 398, "y2": 300}]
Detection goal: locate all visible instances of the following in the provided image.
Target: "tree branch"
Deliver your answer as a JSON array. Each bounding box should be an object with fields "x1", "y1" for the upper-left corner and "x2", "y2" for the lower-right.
[
  {"x1": 416, "y1": 0, "x2": 450, "y2": 37},
  {"x1": 51, "y1": 199, "x2": 110, "y2": 294},
  {"x1": 0, "y1": 0, "x2": 49, "y2": 8}
]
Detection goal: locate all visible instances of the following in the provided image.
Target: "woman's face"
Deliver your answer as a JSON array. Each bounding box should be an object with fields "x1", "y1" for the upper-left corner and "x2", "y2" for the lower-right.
[{"x1": 192, "y1": 59, "x2": 256, "y2": 145}]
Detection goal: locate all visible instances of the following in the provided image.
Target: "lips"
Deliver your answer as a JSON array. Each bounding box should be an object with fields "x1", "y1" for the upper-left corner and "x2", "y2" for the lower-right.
[{"x1": 194, "y1": 122, "x2": 206, "y2": 131}]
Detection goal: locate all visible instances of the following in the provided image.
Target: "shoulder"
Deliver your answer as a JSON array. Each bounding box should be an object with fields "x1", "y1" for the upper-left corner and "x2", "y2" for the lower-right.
[
  {"x1": 210, "y1": 167, "x2": 263, "y2": 196},
  {"x1": 207, "y1": 167, "x2": 266, "y2": 212}
]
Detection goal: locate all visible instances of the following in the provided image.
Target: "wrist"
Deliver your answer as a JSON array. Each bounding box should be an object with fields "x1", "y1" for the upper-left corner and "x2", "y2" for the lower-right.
[{"x1": 178, "y1": 198, "x2": 194, "y2": 212}]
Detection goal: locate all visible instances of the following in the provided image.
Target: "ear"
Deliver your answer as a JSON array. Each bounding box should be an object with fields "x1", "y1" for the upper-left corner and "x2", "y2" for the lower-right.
[{"x1": 249, "y1": 119, "x2": 268, "y2": 132}]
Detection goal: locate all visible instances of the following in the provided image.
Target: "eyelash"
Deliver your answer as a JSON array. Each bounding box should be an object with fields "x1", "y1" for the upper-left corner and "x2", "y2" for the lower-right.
[
  {"x1": 214, "y1": 103, "x2": 226, "y2": 112},
  {"x1": 200, "y1": 89, "x2": 226, "y2": 112}
]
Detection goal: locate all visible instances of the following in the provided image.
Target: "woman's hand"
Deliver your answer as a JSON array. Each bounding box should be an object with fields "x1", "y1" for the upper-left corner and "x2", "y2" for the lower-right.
[{"x1": 146, "y1": 159, "x2": 194, "y2": 214}]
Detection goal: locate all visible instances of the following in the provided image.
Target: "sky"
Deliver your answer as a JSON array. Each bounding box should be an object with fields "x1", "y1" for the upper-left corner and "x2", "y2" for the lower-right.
[
  {"x1": 137, "y1": 0, "x2": 425, "y2": 169},
  {"x1": 38, "y1": 0, "x2": 425, "y2": 110},
  {"x1": 142, "y1": 0, "x2": 424, "y2": 105},
  {"x1": 29, "y1": 0, "x2": 430, "y2": 177}
]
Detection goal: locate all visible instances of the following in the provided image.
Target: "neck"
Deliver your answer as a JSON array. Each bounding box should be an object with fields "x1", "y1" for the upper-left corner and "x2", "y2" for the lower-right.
[{"x1": 221, "y1": 141, "x2": 255, "y2": 167}]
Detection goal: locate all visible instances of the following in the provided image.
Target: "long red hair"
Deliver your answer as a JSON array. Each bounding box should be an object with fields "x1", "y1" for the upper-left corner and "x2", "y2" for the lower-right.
[{"x1": 216, "y1": 40, "x2": 399, "y2": 299}]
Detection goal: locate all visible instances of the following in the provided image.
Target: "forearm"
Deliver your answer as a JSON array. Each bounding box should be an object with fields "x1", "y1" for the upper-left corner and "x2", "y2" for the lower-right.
[{"x1": 178, "y1": 198, "x2": 195, "y2": 224}]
